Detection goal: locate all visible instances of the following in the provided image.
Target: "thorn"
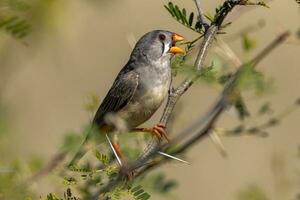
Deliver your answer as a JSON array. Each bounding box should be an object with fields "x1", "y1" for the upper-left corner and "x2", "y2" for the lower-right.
[
  {"x1": 105, "y1": 134, "x2": 122, "y2": 166},
  {"x1": 209, "y1": 130, "x2": 227, "y2": 157},
  {"x1": 158, "y1": 151, "x2": 190, "y2": 164}
]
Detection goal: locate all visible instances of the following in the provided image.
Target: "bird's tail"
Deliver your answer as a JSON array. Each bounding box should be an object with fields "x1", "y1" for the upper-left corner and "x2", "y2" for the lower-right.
[{"x1": 67, "y1": 124, "x2": 95, "y2": 168}]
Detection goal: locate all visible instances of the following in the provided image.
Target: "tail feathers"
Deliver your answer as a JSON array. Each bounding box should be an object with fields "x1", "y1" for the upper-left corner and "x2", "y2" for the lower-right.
[
  {"x1": 67, "y1": 124, "x2": 97, "y2": 168},
  {"x1": 67, "y1": 136, "x2": 90, "y2": 168}
]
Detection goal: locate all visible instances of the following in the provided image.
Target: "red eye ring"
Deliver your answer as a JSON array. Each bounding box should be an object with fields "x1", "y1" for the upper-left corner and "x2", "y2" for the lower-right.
[{"x1": 159, "y1": 34, "x2": 166, "y2": 41}]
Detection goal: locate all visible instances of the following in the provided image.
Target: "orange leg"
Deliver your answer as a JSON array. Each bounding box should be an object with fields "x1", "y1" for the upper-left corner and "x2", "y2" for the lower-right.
[
  {"x1": 111, "y1": 142, "x2": 135, "y2": 179},
  {"x1": 134, "y1": 123, "x2": 170, "y2": 142},
  {"x1": 112, "y1": 142, "x2": 125, "y2": 161}
]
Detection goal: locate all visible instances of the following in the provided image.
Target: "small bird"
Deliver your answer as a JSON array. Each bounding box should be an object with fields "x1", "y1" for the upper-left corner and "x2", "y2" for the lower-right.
[{"x1": 69, "y1": 30, "x2": 184, "y2": 167}]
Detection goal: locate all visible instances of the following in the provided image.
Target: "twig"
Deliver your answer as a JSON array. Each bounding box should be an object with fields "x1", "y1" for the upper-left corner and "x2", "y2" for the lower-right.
[
  {"x1": 132, "y1": 30, "x2": 290, "y2": 179},
  {"x1": 194, "y1": 0, "x2": 209, "y2": 31},
  {"x1": 131, "y1": 23, "x2": 219, "y2": 176},
  {"x1": 93, "y1": 30, "x2": 289, "y2": 199},
  {"x1": 131, "y1": 0, "x2": 250, "y2": 174},
  {"x1": 215, "y1": 38, "x2": 242, "y2": 68},
  {"x1": 27, "y1": 0, "x2": 274, "y2": 185},
  {"x1": 24, "y1": 151, "x2": 67, "y2": 184},
  {"x1": 27, "y1": 0, "x2": 257, "y2": 186},
  {"x1": 30, "y1": 2, "x2": 290, "y2": 199},
  {"x1": 90, "y1": 1, "x2": 259, "y2": 199},
  {"x1": 250, "y1": 31, "x2": 290, "y2": 66}
]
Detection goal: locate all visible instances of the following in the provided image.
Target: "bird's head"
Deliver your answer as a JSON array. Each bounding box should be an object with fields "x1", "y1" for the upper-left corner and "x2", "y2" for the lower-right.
[{"x1": 131, "y1": 30, "x2": 185, "y2": 62}]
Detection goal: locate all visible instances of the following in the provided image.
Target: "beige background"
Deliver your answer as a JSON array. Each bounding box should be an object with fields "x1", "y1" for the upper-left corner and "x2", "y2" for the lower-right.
[{"x1": 0, "y1": 0, "x2": 299, "y2": 199}]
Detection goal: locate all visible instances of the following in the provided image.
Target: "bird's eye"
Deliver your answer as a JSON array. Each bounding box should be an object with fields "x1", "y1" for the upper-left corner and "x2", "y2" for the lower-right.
[{"x1": 159, "y1": 34, "x2": 166, "y2": 41}]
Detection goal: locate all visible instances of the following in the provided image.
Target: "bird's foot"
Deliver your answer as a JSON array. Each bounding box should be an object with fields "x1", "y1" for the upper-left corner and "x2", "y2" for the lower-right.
[
  {"x1": 134, "y1": 123, "x2": 170, "y2": 142},
  {"x1": 120, "y1": 165, "x2": 136, "y2": 180}
]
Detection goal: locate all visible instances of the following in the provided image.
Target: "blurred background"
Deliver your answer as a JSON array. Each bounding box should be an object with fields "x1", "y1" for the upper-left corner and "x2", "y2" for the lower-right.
[{"x1": 0, "y1": 0, "x2": 299, "y2": 199}]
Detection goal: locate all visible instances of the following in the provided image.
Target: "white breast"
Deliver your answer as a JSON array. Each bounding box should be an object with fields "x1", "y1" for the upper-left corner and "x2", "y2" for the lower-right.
[
  {"x1": 117, "y1": 83, "x2": 169, "y2": 128},
  {"x1": 140, "y1": 84, "x2": 168, "y2": 110},
  {"x1": 117, "y1": 57, "x2": 171, "y2": 128}
]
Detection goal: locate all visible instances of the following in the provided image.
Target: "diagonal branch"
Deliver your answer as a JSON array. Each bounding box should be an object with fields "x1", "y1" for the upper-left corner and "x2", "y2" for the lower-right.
[
  {"x1": 90, "y1": 29, "x2": 290, "y2": 200},
  {"x1": 132, "y1": 0, "x2": 252, "y2": 176},
  {"x1": 90, "y1": 1, "x2": 270, "y2": 199},
  {"x1": 132, "y1": 30, "x2": 290, "y2": 179},
  {"x1": 194, "y1": 0, "x2": 209, "y2": 31}
]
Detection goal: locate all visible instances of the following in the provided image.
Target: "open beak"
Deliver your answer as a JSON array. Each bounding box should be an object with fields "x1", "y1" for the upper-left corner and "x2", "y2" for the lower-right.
[{"x1": 168, "y1": 33, "x2": 185, "y2": 54}]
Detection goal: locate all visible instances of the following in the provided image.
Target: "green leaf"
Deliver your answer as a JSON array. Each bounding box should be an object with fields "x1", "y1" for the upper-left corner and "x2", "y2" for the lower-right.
[
  {"x1": 129, "y1": 185, "x2": 151, "y2": 200},
  {"x1": 95, "y1": 150, "x2": 110, "y2": 166},
  {"x1": 164, "y1": 5, "x2": 174, "y2": 17},
  {"x1": 258, "y1": 102, "x2": 272, "y2": 115},
  {"x1": 181, "y1": 8, "x2": 189, "y2": 25},
  {"x1": 0, "y1": 16, "x2": 18, "y2": 27},
  {"x1": 47, "y1": 188, "x2": 79, "y2": 200},
  {"x1": 168, "y1": 2, "x2": 179, "y2": 20},
  {"x1": 205, "y1": 13, "x2": 214, "y2": 22},
  {"x1": 63, "y1": 176, "x2": 77, "y2": 186},
  {"x1": 188, "y1": 12, "x2": 194, "y2": 26},
  {"x1": 173, "y1": 5, "x2": 182, "y2": 22},
  {"x1": 233, "y1": 95, "x2": 250, "y2": 120},
  {"x1": 137, "y1": 193, "x2": 151, "y2": 200},
  {"x1": 232, "y1": 125, "x2": 245, "y2": 135},
  {"x1": 221, "y1": 22, "x2": 232, "y2": 29},
  {"x1": 133, "y1": 189, "x2": 145, "y2": 196},
  {"x1": 3, "y1": 0, "x2": 31, "y2": 12},
  {"x1": 237, "y1": 64, "x2": 272, "y2": 95},
  {"x1": 242, "y1": 33, "x2": 256, "y2": 52},
  {"x1": 182, "y1": 8, "x2": 187, "y2": 18},
  {"x1": 0, "y1": 15, "x2": 31, "y2": 39},
  {"x1": 131, "y1": 185, "x2": 143, "y2": 193},
  {"x1": 164, "y1": 2, "x2": 204, "y2": 33},
  {"x1": 218, "y1": 73, "x2": 233, "y2": 85},
  {"x1": 257, "y1": 1, "x2": 270, "y2": 8},
  {"x1": 46, "y1": 193, "x2": 60, "y2": 200},
  {"x1": 237, "y1": 184, "x2": 269, "y2": 200},
  {"x1": 194, "y1": 21, "x2": 202, "y2": 31},
  {"x1": 84, "y1": 94, "x2": 100, "y2": 113}
]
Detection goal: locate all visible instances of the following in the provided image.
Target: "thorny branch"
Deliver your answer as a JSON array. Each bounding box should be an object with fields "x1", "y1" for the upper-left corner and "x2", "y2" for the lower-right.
[
  {"x1": 24, "y1": 1, "x2": 292, "y2": 199},
  {"x1": 130, "y1": 0, "x2": 252, "y2": 175},
  {"x1": 90, "y1": 1, "x2": 291, "y2": 199},
  {"x1": 194, "y1": 0, "x2": 209, "y2": 30},
  {"x1": 125, "y1": 31, "x2": 290, "y2": 181}
]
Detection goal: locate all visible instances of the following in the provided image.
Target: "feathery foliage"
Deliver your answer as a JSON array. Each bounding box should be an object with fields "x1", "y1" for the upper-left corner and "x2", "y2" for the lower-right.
[
  {"x1": 0, "y1": 0, "x2": 299, "y2": 200},
  {"x1": 164, "y1": 2, "x2": 206, "y2": 34},
  {"x1": 0, "y1": 0, "x2": 31, "y2": 39}
]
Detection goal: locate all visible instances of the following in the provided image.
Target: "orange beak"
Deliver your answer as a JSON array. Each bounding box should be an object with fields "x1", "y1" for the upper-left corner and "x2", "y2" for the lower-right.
[
  {"x1": 172, "y1": 33, "x2": 185, "y2": 43},
  {"x1": 169, "y1": 33, "x2": 185, "y2": 55}
]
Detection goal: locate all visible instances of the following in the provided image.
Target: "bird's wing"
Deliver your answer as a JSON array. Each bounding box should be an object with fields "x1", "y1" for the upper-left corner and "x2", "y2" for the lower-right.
[
  {"x1": 68, "y1": 69, "x2": 139, "y2": 167},
  {"x1": 93, "y1": 69, "x2": 139, "y2": 126}
]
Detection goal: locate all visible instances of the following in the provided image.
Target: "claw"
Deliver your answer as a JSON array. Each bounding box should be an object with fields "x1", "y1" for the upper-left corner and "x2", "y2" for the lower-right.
[
  {"x1": 120, "y1": 165, "x2": 136, "y2": 180},
  {"x1": 153, "y1": 123, "x2": 170, "y2": 142},
  {"x1": 133, "y1": 123, "x2": 170, "y2": 142}
]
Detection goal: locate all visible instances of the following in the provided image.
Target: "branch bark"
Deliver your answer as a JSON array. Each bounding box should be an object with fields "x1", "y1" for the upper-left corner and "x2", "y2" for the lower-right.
[
  {"x1": 91, "y1": 25, "x2": 290, "y2": 200},
  {"x1": 90, "y1": 1, "x2": 277, "y2": 199},
  {"x1": 132, "y1": 30, "x2": 290, "y2": 180},
  {"x1": 194, "y1": 0, "x2": 209, "y2": 30},
  {"x1": 131, "y1": 0, "x2": 250, "y2": 175}
]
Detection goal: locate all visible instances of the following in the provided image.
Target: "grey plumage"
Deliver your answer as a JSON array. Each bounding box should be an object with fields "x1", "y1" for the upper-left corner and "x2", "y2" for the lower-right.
[
  {"x1": 93, "y1": 30, "x2": 173, "y2": 129},
  {"x1": 69, "y1": 30, "x2": 184, "y2": 166}
]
